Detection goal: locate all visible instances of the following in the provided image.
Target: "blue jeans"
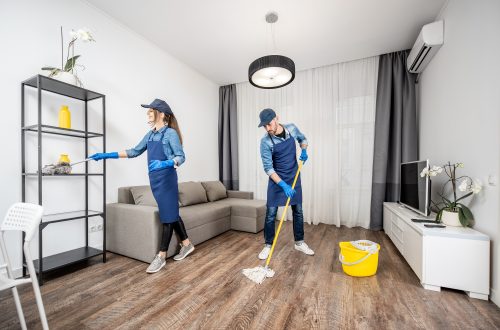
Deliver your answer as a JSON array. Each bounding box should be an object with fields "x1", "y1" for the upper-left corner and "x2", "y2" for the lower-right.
[{"x1": 264, "y1": 204, "x2": 305, "y2": 245}]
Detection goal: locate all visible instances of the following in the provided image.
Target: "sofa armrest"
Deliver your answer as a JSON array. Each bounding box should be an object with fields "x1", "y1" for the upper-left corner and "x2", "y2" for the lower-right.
[
  {"x1": 227, "y1": 190, "x2": 253, "y2": 200},
  {"x1": 106, "y1": 203, "x2": 161, "y2": 263}
]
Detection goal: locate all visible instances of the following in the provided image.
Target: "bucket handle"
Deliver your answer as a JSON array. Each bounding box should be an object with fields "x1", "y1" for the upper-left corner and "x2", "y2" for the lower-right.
[{"x1": 339, "y1": 249, "x2": 376, "y2": 266}]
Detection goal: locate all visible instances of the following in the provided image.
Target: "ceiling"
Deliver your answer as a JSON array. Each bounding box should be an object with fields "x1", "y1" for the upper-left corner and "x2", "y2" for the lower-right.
[{"x1": 86, "y1": 0, "x2": 447, "y2": 85}]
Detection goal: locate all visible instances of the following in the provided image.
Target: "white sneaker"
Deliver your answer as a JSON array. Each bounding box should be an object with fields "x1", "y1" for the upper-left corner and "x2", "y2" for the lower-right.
[
  {"x1": 146, "y1": 254, "x2": 166, "y2": 273},
  {"x1": 258, "y1": 245, "x2": 271, "y2": 260},
  {"x1": 295, "y1": 242, "x2": 314, "y2": 256}
]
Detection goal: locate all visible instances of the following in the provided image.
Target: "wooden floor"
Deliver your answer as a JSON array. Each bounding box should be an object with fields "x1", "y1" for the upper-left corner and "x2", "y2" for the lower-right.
[{"x1": 1, "y1": 222, "x2": 500, "y2": 329}]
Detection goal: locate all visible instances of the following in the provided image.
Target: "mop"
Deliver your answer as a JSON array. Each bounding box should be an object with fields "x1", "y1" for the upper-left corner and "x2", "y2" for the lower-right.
[{"x1": 242, "y1": 160, "x2": 303, "y2": 284}]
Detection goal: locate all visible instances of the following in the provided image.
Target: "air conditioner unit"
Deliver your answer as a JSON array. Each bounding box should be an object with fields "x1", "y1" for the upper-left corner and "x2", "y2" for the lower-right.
[{"x1": 407, "y1": 20, "x2": 444, "y2": 73}]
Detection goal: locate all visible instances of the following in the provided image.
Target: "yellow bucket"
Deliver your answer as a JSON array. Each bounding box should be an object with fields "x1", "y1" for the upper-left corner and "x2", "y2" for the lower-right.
[{"x1": 339, "y1": 240, "x2": 380, "y2": 277}]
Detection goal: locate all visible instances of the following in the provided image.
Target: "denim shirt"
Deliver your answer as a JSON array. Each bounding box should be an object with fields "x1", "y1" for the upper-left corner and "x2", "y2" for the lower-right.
[
  {"x1": 260, "y1": 123, "x2": 308, "y2": 176},
  {"x1": 126, "y1": 126, "x2": 185, "y2": 166}
]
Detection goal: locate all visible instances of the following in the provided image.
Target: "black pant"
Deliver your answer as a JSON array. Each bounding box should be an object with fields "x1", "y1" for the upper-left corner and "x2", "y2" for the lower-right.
[{"x1": 159, "y1": 217, "x2": 189, "y2": 252}]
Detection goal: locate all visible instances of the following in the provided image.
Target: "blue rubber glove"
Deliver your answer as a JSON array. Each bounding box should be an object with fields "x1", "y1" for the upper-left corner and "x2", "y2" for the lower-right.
[
  {"x1": 299, "y1": 149, "x2": 308, "y2": 164},
  {"x1": 148, "y1": 159, "x2": 175, "y2": 172},
  {"x1": 277, "y1": 180, "x2": 296, "y2": 198},
  {"x1": 89, "y1": 152, "x2": 119, "y2": 161}
]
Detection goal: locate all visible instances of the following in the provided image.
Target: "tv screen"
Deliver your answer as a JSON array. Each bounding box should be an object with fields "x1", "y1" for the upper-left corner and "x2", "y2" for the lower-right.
[{"x1": 400, "y1": 160, "x2": 430, "y2": 216}]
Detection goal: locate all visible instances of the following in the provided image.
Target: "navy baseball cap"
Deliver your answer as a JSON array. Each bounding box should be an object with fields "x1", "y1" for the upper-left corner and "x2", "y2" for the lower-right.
[
  {"x1": 258, "y1": 108, "x2": 276, "y2": 127},
  {"x1": 141, "y1": 98, "x2": 173, "y2": 115}
]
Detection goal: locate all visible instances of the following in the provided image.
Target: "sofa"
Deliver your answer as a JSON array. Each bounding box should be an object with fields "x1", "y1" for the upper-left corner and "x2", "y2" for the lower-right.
[{"x1": 106, "y1": 181, "x2": 266, "y2": 263}]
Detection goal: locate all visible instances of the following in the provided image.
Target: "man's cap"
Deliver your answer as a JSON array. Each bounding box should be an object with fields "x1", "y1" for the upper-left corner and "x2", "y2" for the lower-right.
[
  {"x1": 141, "y1": 98, "x2": 173, "y2": 115},
  {"x1": 258, "y1": 108, "x2": 276, "y2": 127}
]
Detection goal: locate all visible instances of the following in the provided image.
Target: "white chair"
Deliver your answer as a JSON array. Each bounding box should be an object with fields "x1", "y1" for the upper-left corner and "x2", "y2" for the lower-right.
[{"x1": 0, "y1": 203, "x2": 49, "y2": 330}]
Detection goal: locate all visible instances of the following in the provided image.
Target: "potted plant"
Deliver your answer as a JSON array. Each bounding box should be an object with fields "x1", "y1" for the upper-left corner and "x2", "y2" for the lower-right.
[
  {"x1": 41, "y1": 27, "x2": 95, "y2": 86},
  {"x1": 420, "y1": 162, "x2": 482, "y2": 227}
]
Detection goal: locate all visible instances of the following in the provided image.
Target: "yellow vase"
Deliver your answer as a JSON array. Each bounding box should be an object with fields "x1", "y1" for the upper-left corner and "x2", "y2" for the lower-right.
[
  {"x1": 59, "y1": 105, "x2": 71, "y2": 129},
  {"x1": 59, "y1": 154, "x2": 70, "y2": 164}
]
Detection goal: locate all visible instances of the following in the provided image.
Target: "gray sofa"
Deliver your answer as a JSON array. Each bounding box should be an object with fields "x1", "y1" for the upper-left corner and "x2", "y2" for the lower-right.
[{"x1": 106, "y1": 181, "x2": 266, "y2": 263}]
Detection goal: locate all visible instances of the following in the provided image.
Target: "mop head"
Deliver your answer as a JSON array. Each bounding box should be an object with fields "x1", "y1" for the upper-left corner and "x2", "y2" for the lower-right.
[
  {"x1": 40, "y1": 162, "x2": 72, "y2": 175},
  {"x1": 242, "y1": 266, "x2": 275, "y2": 284}
]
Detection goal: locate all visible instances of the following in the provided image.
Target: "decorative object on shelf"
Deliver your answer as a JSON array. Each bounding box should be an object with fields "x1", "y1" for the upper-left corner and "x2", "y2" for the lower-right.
[
  {"x1": 59, "y1": 154, "x2": 70, "y2": 163},
  {"x1": 248, "y1": 12, "x2": 295, "y2": 89},
  {"x1": 420, "y1": 162, "x2": 482, "y2": 227},
  {"x1": 41, "y1": 26, "x2": 95, "y2": 87},
  {"x1": 58, "y1": 105, "x2": 71, "y2": 128}
]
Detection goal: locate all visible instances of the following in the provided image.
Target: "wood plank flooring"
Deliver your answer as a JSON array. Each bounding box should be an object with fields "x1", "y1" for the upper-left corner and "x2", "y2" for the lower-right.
[{"x1": 1, "y1": 222, "x2": 499, "y2": 329}]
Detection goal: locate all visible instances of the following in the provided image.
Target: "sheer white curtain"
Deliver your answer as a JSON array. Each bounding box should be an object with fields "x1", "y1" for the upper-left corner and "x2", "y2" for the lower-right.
[{"x1": 236, "y1": 56, "x2": 378, "y2": 228}]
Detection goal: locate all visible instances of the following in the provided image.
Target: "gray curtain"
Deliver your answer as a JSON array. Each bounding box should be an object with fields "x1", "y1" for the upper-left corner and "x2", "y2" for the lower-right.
[
  {"x1": 218, "y1": 84, "x2": 239, "y2": 190},
  {"x1": 370, "y1": 50, "x2": 418, "y2": 230}
]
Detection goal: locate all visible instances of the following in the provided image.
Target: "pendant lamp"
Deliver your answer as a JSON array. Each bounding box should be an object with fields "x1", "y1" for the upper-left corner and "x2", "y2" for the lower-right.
[{"x1": 248, "y1": 12, "x2": 295, "y2": 89}]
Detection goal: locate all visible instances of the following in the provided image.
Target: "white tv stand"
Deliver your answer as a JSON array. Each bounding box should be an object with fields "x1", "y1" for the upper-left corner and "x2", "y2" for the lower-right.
[{"x1": 383, "y1": 202, "x2": 490, "y2": 300}]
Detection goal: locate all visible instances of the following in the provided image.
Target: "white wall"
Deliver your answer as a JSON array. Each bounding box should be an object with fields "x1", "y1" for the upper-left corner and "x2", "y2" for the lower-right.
[
  {"x1": 0, "y1": 0, "x2": 219, "y2": 275},
  {"x1": 418, "y1": 0, "x2": 500, "y2": 306}
]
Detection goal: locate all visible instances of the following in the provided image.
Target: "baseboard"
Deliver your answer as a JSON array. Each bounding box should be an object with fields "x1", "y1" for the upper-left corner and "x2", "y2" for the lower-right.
[{"x1": 491, "y1": 287, "x2": 499, "y2": 307}]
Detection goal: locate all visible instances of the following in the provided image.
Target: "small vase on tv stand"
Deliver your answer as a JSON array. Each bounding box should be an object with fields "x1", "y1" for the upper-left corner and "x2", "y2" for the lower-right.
[{"x1": 441, "y1": 209, "x2": 461, "y2": 227}]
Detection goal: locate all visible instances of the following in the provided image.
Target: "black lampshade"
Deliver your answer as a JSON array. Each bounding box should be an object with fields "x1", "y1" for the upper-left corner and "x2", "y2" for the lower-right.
[{"x1": 248, "y1": 55, "x2": 295, "y2": 89}]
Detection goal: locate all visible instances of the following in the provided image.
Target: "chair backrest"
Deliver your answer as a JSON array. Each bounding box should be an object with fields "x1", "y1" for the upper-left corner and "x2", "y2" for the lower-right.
[{"x1": 1, "y1": 203, "x2": 43, "y2": 242}]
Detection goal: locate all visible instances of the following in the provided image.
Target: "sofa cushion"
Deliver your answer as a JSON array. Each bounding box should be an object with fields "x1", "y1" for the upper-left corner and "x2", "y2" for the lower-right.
[
  {"x1": 130, "y1": 186, "x2": 158, "y2": 207},
  {"x1": 201, "y1": 181, "x2": 227, "y2": 202},
  {"x1": 179, "y1": 203, "x2": 231, "y2": 230},
  {"x1": 214, "y1": 198, "x2": 266, "y2": 217},
  {"x1": 178, "y1": 181, "x2": 208, "y2": 207}
]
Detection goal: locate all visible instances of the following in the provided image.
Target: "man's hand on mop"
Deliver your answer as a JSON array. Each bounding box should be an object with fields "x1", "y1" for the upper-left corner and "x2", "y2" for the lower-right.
[
  {"x1": 278, "y1": 180, "x2": 296, "y2": 198},
  {"x1": 299, "y1": 149, "x2": 308, "y2": 164}
]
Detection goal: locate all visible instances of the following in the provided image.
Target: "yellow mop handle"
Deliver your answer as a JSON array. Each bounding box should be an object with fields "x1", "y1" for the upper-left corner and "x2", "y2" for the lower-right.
[{"x1": 265, "y1": 160, "x2": 304, "y2": 267}]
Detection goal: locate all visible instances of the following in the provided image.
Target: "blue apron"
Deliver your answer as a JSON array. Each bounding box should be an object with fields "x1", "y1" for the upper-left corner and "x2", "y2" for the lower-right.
[
  {"x1": 147, "y1": 129, "x2": 179, "y2": 223},
  {"x1": 266, "y1": 130, "x2": 302, "y2": 207}
]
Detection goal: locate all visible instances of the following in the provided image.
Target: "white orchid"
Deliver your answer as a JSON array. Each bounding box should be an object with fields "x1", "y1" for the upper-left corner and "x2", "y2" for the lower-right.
[
  {"x1": 471, "y1": 179, "x2": 482, "y2": 194},
  {"x1": 42, "y1": 26, "x2": 96, "y2": 78},
  {"x1": 427, "y1": 161, "x2": 483, "y2": 227},
  {"x1": 458, "y1": 179, "x2": 468, "y2": 192},
  {"x1": 420, "y1": 165, "x2": 442, "y2": 177},
  {"x1": 70, "y1": 28, "x2": 95, "y2": 42},
  {"x1": 430, "y1": 165, "x2": 442, "y2": 176}
]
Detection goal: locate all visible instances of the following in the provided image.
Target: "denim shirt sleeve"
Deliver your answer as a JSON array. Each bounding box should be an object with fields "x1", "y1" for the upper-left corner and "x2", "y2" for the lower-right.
[
  {"x1": 164, "y1": 129, "x2": 185, "y2": 166},
  {"x1": 125, "y1": 131, "x2": 151, "y2": 158},
  {"x1": 287, "y1": 123, "x2": 308, "y2": 146},
  {"x1": 260, "y1": 137, "x2": 275, "y2": 176}
]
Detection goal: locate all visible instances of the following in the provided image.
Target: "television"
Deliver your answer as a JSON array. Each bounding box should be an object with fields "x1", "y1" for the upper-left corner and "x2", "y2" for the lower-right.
[{"x1": 399, "y1": 160, "x2": 430, "y2": 217}]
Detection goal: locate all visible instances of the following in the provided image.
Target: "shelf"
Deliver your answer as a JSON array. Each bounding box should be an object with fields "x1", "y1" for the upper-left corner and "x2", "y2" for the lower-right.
[
  {"x1": 31, "y1": 247, "x2": 103, "y2": 273},
  {"x1": 23, "y1": 124, "x2": 103, "y2": 138},
  {"x1": 41, "y1": 210, "x2": 103, "y2": 226},
  {"x1": 22, "y1": 75, "x2": 104, "y2": 101},
  {"x1": 23, "y1": 173, "x2": 104, "y2": 177}
]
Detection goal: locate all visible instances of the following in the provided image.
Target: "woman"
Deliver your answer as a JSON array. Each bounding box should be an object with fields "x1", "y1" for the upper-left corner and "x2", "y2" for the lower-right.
[{"x1": 90, "y1": 98, "x2": 195, "y2": 273}]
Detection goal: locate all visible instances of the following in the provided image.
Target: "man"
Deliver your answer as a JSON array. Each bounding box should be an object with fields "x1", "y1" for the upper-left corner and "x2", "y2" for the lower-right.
[{"x1": 258, "y1": 108, "x2": 314, "y2": 260}]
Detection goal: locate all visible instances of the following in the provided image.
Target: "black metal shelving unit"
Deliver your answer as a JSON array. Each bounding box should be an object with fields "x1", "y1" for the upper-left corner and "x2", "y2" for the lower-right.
[{"x1": 21, "y1": 75, "x2": 106, "y2": 285}]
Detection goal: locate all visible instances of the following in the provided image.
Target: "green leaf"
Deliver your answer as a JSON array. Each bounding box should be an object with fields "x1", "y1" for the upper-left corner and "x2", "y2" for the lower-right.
[
  {"x1": 458, "y1": 203, "x2": 474, "y2": 221},
  {"x1": 64, "y1": 55, "x2": 80, "y2": 71},
  {"x1": 457, "y1": 207, "x2": 468, "y2": 227},
  {"x1": 48, "y1": 68, "x2": 61, "y2": 77},
  {"x1": 456, "y1": 191, "x2": 473, "y2": 203},
  {"x1": 435, "y1": 209, "x2": 443, "y2": 222}
]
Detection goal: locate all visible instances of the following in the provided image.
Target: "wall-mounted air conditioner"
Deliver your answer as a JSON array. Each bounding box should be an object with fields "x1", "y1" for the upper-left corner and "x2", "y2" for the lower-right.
[{"x1": 407, "y1": 20, "x2": 444, "y2": 73}]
